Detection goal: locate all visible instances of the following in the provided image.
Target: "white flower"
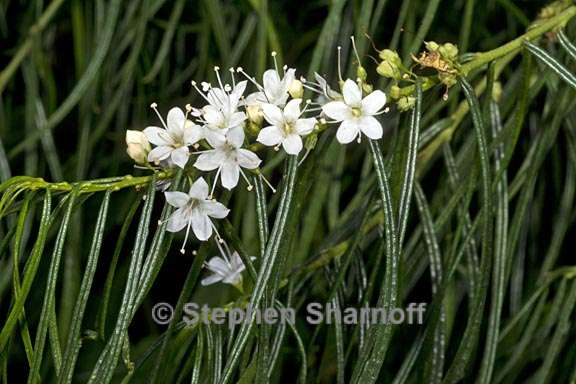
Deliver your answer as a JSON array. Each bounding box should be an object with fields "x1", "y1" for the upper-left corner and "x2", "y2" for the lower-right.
[
  {"x1": 245, "y1": 68, "x2": 296, "y2": 107},
  {"x1": 194, "y1": 126, "x2": 261, "y2": 190},
  {"x1": 201, "y1": 251, "x2": 255, "y2": 288},
  {"x1": 144, "y1": 107, "x2": 203, "y2": 168},
  {"x1": 125, "y1": 130, "x2": 151, "y2": 165},
  {"x1": 321, "y1": 79, "x2": 387, "y2": 144},
  {"x1": 201, "y1": 81, "x2": 247, "y2": 143},
  {"x1": 164, "y1": 177, "x2": 229, "y2": 246},
  {"x1": 258, "y1": 99, "x2": 316, "y2": 155}
]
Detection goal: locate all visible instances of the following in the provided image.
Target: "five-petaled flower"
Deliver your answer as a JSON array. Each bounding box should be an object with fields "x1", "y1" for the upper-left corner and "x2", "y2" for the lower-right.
[
  {"x1": 144, "y1": 107, "x2": 203, "y2": 168},
  {"x1": 322, "y1": 79, "x2": 387, "y2": 144},
  {"x1": 164, "y1": 177, "x2": 229, "y2": 250},
  {"x1": 201, "y1": 81, "x2": 247, "y2": 144},
  {"x1": 201, "y1": 251, "x2": 254, "y2": 290},
  {"x1": 258, "y1": 99, "x2": 316, "y2": 155},
  {"x1": 194, "y1": 126, "x2": 261, "y2": 190}
]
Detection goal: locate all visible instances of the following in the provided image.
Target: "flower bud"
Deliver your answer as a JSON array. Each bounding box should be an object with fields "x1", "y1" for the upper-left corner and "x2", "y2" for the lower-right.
[
  {"x1": 288, "y1": 79, "x2": 304, "y2": 99},
  {"x1": 362, "y1": 83, "x2": 373, "y2": 94},
  {"x1": 397, "y1": 96, "x2": 416, "y2": 112},
  {"x1": 125, "y1": 130, "x2": 151, "y2": 165},
  {"x1": 357, "y1": 66, "x2": 368, "y2": 82},
  {"x1": 492, "y1": 81, "x2": 502, "y2": 102},
  {"x1": 439, "y1": 43, "x2": 458, "y2": 60},
  {"x1": 378, "y1": 49, "x2": 401, "y2": 65},
  {"x1": 377, "y1": 61, "x2": 401, "y2": 79},
  {"x1": 246, "y1": 105, "x2": 263, "y2": 125},
  {"x1": 389, "y1": 85, "x2": 401, "y2": 100},
  {"x1": 425, "y1": 41, "x2": 440, "y2": 52}
]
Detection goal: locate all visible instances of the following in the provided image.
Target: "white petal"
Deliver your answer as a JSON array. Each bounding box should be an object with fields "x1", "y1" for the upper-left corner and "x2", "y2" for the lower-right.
[
  {"x1": 147, "y1": 146, "x2": 172, "y2": 163},
  {"x1": 359, "y1": 116, "x2": 383, "y2": 140},
  {"x1": 336, "y1": 120, "x2": 360, "y2": 144},
  {"x1": 194, "y1": 151, "x2": 223, "y2": 171},
  {"x1": 183, "y1": 123, "x2": 204, "y2": 145},
  {"x1": 283, "y1": 99, "x2": 301, "y2": 122},
  {"x1": 237, "y1": 149, "x2": 261, "y2": 169},
  {"x1": 228, "y1": 112, "x2": 246, "y2": 128},
  {"x1": 204, "y1": 200, "x2": 230, "y2": 219},
  {"x1": 191, "y1": 210, "x2": 212, "y2": 241},
  {"x1": 261, "y1": 103, "x2": 284, "y2": 126},
  {"x1": 342, "y1": 79, "x2": 362, "y2": 106},
  {"x1": 166, "y1": 208, "x2": 188, "y2": 232},
  {"x1": 167, "y1": 107, "x2": 186, "y2": 138},
  {"x1": 282, "y1": 134, "x2": 303, "y2": 155},
  {"x1": 221, "y1": 162, "x2": 240, "y2": 190},
  {"x1": 201, "y1": 274, "x2": 223, "y2": 286},
  {"x1": 322, "y1": 101, "x2": 351, "y2": 121},
  {"x1": 231, "y1": 252, "x2": 244, "y2": 270},
  {"x1": 170, "y1": 146, "x2": 189, "y2": 169},
  {"x1": 144, "y1": 126, "x2": 173, "y2": 146},
  {"x1": 229, "y1": 81, "x2": 247, "y2": 108},
  {"x1": 361, "y1": 90, "x2": 387, "y2": 115},
  {"x1": 206, "y1": 256, "x2": 231, "y2": 275},
  {"x1": 207, "y1": 88, "x2": 228, "y2": 109},
  {"x1": 295, "y1": 118, "x2": 316, "y2": 136},
  {"x1": 226, "y1": 126, "x2": 245, "y2": 148},
  {"x1": 263, "y1": 69, "x2": 281, "y2": 93},
  {"x1": 188, "y1": 177, "x2": 209, "y2": 199},
  {"x1": 244, "y1": 91, "x2": 267, "y2": 106},
  {"x1": 257, "y1": 126, "x2": 284, "y2": 146},
  {"x1": 164, "y1": 191, "x2": 189, "y2": 208},
  {"x1": 203, "y1": 105, "x2": 224, "y2": 128},
  {"x1": 222, "y1": 271, "x2": 242, "y2": 285},
  {"x1": 204, "y1": 128, "x2": 227, "y2": 148}
]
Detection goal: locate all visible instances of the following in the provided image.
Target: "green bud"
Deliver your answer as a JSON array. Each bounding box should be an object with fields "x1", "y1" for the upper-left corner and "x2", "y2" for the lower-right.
[
  {"x1": 425, "y1": 41, "x2": 440, "y2": 52},
  {"x1": 438, "y1": 72, "x2": 457, "y2": 87},
  {"x1": 492, "y1": 81, "x2": 502, "y2": 102},
  {"x1": 357, "y1": 66, "x2": 368, "y2": 81},
  {"x1": 390, "y1": 85, "x2": 401, "y2": 100},
  {"x1": 397, "y1": 96, "x2": 416, "y2": 112},
  {"x1": 362, "y1": 83, "x2": 373, "y2": 94},
  {"x1": 305, "y1": 133, "x2": 318, "y2": 151},
  {"x1": 439, "y1": 43, "x2": 458, "y2": 60},
  {"x1": 378, "y1": 49, "x2": 401, "y2": 65},
  {"x1": 376, "y1": 61, "x2": 401, "y2": 79}
]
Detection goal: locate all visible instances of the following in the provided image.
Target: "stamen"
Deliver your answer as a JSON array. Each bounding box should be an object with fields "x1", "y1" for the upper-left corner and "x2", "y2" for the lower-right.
[
  {"x1": 236, "y1": 67, "x2": 264, "y2": 91},
  {"x1": 150, "y1": 102, "x2": 168, "y2": 129},
  {"x1": 258, "y1": 172, "x2": 277, "y2": 193},
  {"x1": 229, "y1": 67, "x2": 236, "y2": 87},
  {"x1": 180, "y1": 221, "x2": 192, "y2": 254},
  {"x1": 271, "y1": 51, "x2": 279, "y2": 73},
  {"x1": 210, "y1": 222, "x2": 225, "y2": 244},
  {"x1": 337, "y1": 46, "x2": 343, "y2": 82},
  {"x1": 299, "y1": 99, "x2": 313, "y2": 116},
  {"x1": 214, "y1": 66, "x2": 225, "y2": 90},
  {"x1": 210, "y1": 167, "x2": 222, "y2": 199},
  {"x1": 298, "y1": 148, "x2": 311, "y2": 166},
  {"x1": 238, "y1": 168, "x2": 254, "y2": 191},
  {"x1": 190, "y1": 81, "x2": 212, "y2": 104},
  {"x1": 350, "y1": 35, "x2": 362, "y2": 66}
]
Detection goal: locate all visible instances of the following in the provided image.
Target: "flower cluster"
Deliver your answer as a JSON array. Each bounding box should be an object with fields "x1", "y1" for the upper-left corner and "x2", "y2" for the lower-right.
[{"x1": 126, "y1": 42, "x2": 389, "y2": 287}]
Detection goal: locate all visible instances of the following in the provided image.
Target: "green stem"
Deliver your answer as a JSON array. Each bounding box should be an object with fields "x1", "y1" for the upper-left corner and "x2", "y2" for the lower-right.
[{"x1": 397, "y1": 5, "x2": 576, "y2": 97}]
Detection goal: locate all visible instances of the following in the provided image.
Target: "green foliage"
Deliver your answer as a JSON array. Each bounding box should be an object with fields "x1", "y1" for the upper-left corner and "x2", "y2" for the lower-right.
[{"x1": 2, "y1": 0, "x2": 576, "y2": 383}]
